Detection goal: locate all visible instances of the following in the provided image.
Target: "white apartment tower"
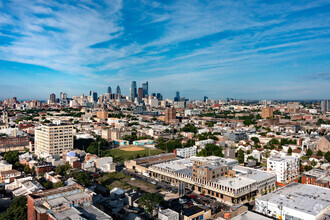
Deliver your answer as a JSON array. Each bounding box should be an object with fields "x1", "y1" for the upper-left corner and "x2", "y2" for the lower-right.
[
  {"x1": 35, "y1": 123, "x2": 74, "y2": 156},
  {"x1": 267, "y1": 154, "x2": 299, "y2": 183}
]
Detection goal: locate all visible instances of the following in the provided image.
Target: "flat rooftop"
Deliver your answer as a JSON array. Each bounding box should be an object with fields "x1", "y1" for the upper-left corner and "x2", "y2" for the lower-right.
[
  {"x1": 256, "y1": 183, "x2": 330, "y2": 217},
  {"x1": 231, "y1": 211, "x2": 272, "y2": 220}
]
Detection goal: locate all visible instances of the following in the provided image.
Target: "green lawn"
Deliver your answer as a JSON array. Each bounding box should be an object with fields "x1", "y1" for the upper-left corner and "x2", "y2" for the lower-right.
[{"x1": 103, "y1": 148, "x2": 164, "y2": 162}]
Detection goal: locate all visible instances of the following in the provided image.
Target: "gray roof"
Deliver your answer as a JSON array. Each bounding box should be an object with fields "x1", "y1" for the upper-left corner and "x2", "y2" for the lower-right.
[
  {"x1": 231, "y1": 211, "x2": 272, "y2": 220},
  {"x1": 256, "y1": 183, "x2": 330, "y2": 217}
]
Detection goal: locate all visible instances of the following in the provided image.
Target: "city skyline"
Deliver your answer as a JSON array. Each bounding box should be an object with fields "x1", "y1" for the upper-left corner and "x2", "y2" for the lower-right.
[{"x1": 0, "y1": 0, "x2": 330, "y2": 100}]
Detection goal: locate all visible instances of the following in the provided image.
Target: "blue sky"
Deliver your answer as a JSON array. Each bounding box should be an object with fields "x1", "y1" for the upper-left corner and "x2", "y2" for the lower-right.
[{"x1": 0, "y1": 0, "x2": 329, "y2": 100}]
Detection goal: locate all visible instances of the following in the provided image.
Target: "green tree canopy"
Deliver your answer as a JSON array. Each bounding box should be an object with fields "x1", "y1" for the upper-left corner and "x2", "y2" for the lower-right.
[
  {"x1": 325, "y1": 151, "x2": 330, "y2": 162},
  {"x1": 306, "y1": 149, "x2": 313, "y2": 157},
  {"x1": 237, "y1": 149, "x2": 244, "y2": 164},
  {"x1": 251, "y1": 137, "x2": 260, "y2": 144},
  {"x1": 316, "y1": 150, "x2": 324, "y2": 157},
  {"x1": 138, "y1": 193, "x2": 164, "y2": 214},
  {"x1": 180, "y1": 123, "x2": 197, "y2": 134},
  {"x1": 197, "y1": 144, "x2": 223, "y2": 157},
  {"x1": 0, "y1": 196, "x2": 27, "y2": 220},
  {"x1": 4, "y1": 151, "x2": 19, "y2": 165}
]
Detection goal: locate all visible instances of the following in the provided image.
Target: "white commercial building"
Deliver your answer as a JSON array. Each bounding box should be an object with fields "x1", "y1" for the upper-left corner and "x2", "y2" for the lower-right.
[
  {"x1": 184, "y1": 109, "x2": 201, "y2": 116},
  {"x1": 158, "y1": 208, "x2": 179, "y2": 220},
  {"x1": 174, "y1": 146, "x2": 197, "y2": 158},
  {"x1": 35, "y1": 122, "x2": 73, "y2": 156},
  {"x1": 255, "y1": 183, "x2": 330, "y2": 220},
  {"x1": 267, "y1": 154, "x2": 299, "y2": 183}
]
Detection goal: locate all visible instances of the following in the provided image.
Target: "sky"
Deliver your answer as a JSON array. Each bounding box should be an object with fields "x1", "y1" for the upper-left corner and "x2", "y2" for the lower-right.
[{"x1": 0, "y1": 0, "x2": 329, "y2": 100}]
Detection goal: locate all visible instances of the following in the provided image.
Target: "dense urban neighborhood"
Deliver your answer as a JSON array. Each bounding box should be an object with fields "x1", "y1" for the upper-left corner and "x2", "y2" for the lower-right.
[{"x1": 0, "y1": 91, "x2": 329, "y2": 220}]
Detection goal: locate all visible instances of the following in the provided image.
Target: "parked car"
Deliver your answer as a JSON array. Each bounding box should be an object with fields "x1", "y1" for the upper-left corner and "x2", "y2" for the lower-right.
[
  {"x1": 151, "y1": 181, "x2": 157, "y2": 185},
  {"x1": 189, "y1": 194, "x2": 197, "y2": 199},
  {"x1": 131, "y1": 178, "x2": 136, "y2": 181},
  {"x1": 200, "y1": 193, "x2": 205, "y2": 197}
]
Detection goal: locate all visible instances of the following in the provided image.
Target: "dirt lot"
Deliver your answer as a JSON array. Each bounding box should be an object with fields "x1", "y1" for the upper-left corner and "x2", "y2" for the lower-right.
[{"x1": 119, "y1": 146, "x2": 145, "y2": 151}]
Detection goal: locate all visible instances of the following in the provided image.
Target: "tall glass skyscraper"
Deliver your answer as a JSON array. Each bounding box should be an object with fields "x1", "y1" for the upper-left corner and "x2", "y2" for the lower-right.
[
  {"x1": 130, "y1": 81, "x2": 137, "y2": 100},
  {"x1": 116, "y1": 86, "x2": 121, "y2": 99},
  {"x1": 142, "y1": 81, "x2": 148, "y2": 97},
  {"x1": 107, "y1": 86, "x2": 111, "y2": 94},
  {"x1": 174, "y1": 91, "x2": 180, "y2": 101}
]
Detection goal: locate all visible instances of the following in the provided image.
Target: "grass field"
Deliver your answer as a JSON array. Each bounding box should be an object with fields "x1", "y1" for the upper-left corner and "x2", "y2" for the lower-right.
[{"x1": 104, "y1": 147, "x2": 164, "y2": 162}]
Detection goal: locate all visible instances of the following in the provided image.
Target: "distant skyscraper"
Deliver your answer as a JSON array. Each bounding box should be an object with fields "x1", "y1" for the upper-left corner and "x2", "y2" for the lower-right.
[
  {"x1": 129, "y1": 81, "x2": 137, "y2": 101},
  {"x1": 107, "y1": 86, "x2": 112, "y2": 94},
  {"x1": 321, "y1": 100, "x2": 329, "y2": 112},
  {"x1": 204, "y1": 96, "x2": 208, "y2": 102},
  {"x1": 116, "y1": 86, "x2": 121, "y2": 99},
  {"x1": 156, "y1": 93, "x2": 162, "y2": 101},
  {"x1": 174, "y1": 91, "x2": 180, "y2": 101},
  {"x1": 50, "y1": 93, "x2": 56, "y2": 104},
  {"x1": 90, "y1": 91, "x2": 97, "y2": 102},
  {"x1": 60, "y1": 92, "x2": 67, "y2": 100},
  {"x1": 142, "y1": 81, "x2": 148, "y2": 97},
  {"x1": 138, "y1": 88, "x2": 144, "y2": 99}
]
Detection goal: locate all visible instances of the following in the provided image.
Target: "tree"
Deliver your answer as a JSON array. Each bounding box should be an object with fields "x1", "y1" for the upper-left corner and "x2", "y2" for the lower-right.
[
  {"x1": 237, "y1": 149, "x2": 244, "y2": 164},
  {"x1": 316, "y1": 150, "x2": 324, "y2": 157},
  {"x1": 54, "y1": 181, "x2": 64, "y2": 188},
  {"x1": 75, "y1": 172, "x2": 91, "y2": 186},
  {"x1": 306, "y1": 149, "x2": 313, "y2": 157},
  {"x1": 311, "y1": 160, "x2": 317, "y2": 167},
  {"x1": 0, "y1": 196, "x2": 27, "y2": 220},
  {"x1": 180, "y1": 124, "x2": 197, "y2": 134},
  {"x1": 288, "y1": 147, "x2": 292, "y2": 155},
  {"x1": 269, "y1": 138, "x2": 280, "y2": 145},
  {"x1": 183, "y1": 139, "x2": 195, "y2": 147},
  {"x1": 24, "y1": 165, "x2": 31, "y2": 173},
  {"x1": 197, "y1": 144, "x2": 223, "y2": 157},
  {"x1": 138, "y1": 193, "x2": 164, "y2": 214},
  {"x1": 43, "y1": 181, "x2": 53, "y2": 189},
  {"x1": 304, "y1": 165, "x2": 313, "y2": 171},
  {"x1": 251, "y1": 137, "x2": 260, "y2": 144},
  {"x1": 4, "y1": 151, "x2": 19, "y2": 164},
  {"x1": 325, "y1": 151, "x2": 330, "y2": 162},
  {"x1": 55, "y1": 163, "x2": 71, "y2": 175}
]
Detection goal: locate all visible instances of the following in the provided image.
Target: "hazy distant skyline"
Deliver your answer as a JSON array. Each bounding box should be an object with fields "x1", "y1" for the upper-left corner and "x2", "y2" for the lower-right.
[{"x1": 0, "y1": 0, "x2": 329, "y2": 100}]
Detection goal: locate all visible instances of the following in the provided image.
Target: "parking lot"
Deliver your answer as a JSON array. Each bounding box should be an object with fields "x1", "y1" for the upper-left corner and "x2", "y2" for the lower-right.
[{"x1": 120, "y1": 168, "x2": 230, "y2": 214}]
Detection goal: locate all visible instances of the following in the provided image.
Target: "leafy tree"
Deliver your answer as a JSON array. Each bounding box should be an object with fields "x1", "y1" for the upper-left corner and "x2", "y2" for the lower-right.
[
  {"x1": 180, "y1": 123, "x2": 197, "y2": 134},
  {"x1": 269, "y1": 138, "x2": 280, "y2": 145},
  {"x1": 156, "y1": 139, "x2": 182, "y2": 152},
  {"x1": 55, "y1": 163, "x2": 71, "y2": 175},
  {"x1": 0, "y1": 196, "x2": 27, "y2": 220},
  {"x1": 54, "y1": 181, "x2": 64, "y2": 188},
  {"x1": 42, "y1": 181, "x2": 53, "y2": 189},
  {"x1": 197, "y1": 144, "x2": 223, "y2": 157},
  {"x1": 311, "y1": 160, "x2": 317, "y2": 167},
  {"x1": 304, "y1": 165, "x2": 313, "y2": 171},
  {"x1": 24, "y1": 165, "x2": 31, "y2": 173},
  {"x1": 325, "y1": 151, "x2": 330, "y2": 162},
  {"x1": 86, "y1": 143, "x2": 99, "y2": 155},
  {"x1": 237, "y1": 149, "x2": 244, "y2": 164},
  {"x1": 138, "y1": 193, "x2": 164, "y2": 214},
  {"x1": 243, "y1": 118, "x2": 255, "y2": 126},
  {"x1": 251, "y1": 137, "x2": 260, "y2": 144},
  {"x1": 316, "y1": 150, "x2": 324, "y2": 157},
  {"x1": 288, "y1": 147, "x2": 292, "y2": 155},
  {"x1": 4, "y1": 151, "x2": 19, "y2": 164},
  {"x1": 183, "y1": 139, "x2": 195, "y2": 147},
  {"x1": 75, "y1": 172, "x2": 91, "y2": 186},
  {"x1": 306, "y1": 149, "x2": 313, "y2": 157}
]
